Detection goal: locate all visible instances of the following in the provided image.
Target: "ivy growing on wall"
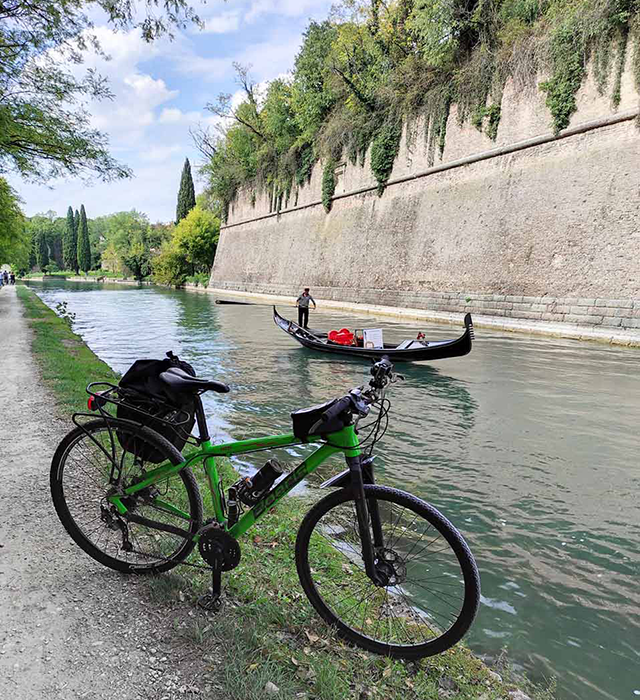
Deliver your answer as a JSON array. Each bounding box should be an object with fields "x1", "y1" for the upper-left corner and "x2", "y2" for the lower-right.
[
  {"x1": 321, "y1": 158, "x2": 336, "y2": 213},
  {"x1": 199, "y1": 1, "x2": 640, "y2": 221},
  {"x1": 370, "y1": 117, "x2": 403, "y2": 194}
]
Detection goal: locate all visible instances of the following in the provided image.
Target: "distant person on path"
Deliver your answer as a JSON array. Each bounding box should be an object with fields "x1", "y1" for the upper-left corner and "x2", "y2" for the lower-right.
[
  {"x1": 10, "y1": 272, "x2": 15, "y2": 285},
  {"x1": 296, "y1": 288, "x2": 316, "y2": 329},
  {"x1": 2, "y1": 271, "x2": 8, "y2": 286}
]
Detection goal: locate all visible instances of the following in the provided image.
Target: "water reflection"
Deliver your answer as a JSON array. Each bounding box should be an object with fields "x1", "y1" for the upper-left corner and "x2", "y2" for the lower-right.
[{"x1": 27, "y1": 281, "x2": 640, "y2": 700}]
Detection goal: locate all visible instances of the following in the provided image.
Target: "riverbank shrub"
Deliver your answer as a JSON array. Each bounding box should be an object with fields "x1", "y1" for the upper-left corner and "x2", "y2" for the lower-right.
[
  {"x1": 152, "y1": 205, "x2": 219, "y2": 286},
  {"x1": 198, "y1": 0, "x2": 640, "y2": 220}
]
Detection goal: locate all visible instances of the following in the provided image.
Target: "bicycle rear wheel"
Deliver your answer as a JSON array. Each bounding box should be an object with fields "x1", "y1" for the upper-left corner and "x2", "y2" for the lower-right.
[
  {"x1": 295, "y1": 485, "x2": 480, "y2": 659},
  {"x1": 51, "y1": 418, "x2": 203, "y2": 573}
]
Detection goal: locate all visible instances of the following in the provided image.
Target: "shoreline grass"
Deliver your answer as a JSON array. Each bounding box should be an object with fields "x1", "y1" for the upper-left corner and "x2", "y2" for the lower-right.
[{"x1": 17, "y1": 285, "x2": 551, "y2": 700}]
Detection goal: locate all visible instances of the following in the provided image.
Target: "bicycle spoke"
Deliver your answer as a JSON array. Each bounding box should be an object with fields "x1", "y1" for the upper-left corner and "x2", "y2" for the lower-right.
[
  {"x1": 54, "y1": 422, "x2": 198, "y2": 571},
  {"x1": 301, "y1": 488, "x2": 476, "y2": 653}
]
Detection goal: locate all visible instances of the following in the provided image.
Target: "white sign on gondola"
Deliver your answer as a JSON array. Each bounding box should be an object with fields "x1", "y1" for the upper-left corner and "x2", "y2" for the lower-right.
[{"x1": 362, "y1": 328, "x2": 384, "y2": 349}]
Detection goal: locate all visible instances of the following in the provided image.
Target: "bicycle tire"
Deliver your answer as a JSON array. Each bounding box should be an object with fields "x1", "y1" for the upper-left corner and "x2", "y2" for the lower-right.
[
  {"x1": 51, "y1": 418, "x2": 203, "y2": 574},
  {"x1": 295, "y1": 485, "x2": 480, "y2": 659}
]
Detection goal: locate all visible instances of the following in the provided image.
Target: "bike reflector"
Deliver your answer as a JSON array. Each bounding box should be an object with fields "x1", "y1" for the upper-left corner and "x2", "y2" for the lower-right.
[{"x1": 88, "y1": 392, "x2": 107, "y2": 411}]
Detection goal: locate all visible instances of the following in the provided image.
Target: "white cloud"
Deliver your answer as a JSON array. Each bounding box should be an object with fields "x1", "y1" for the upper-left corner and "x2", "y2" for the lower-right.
[
  {"x1": 202, "y1": 11, "x2": 241, "y2": 34},
  {"x1": 10, "y1": 0, "x2": 337, "y2": 221},
  {"x1": 245, "y1": 0, "x2": 331, "y2": 23},
  {"x1": 141, "y1": 145, "x2": 182, "y2": 162}
]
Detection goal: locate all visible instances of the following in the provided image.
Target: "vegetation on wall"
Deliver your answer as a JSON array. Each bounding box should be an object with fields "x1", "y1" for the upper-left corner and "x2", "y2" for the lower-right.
[{"x1": 198, "y1": 0, "x2": 640, "y2": 220}]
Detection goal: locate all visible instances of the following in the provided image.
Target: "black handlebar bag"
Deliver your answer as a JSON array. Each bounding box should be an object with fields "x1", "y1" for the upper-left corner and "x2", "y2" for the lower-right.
[{"x1": 116, "y1": 356, "x2": 197, "y2": 462}]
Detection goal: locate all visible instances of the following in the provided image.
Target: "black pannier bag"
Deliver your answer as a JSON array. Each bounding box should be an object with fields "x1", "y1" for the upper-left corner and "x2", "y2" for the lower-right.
[
  {"x1": 116, "y1": 355, "x2": 197, "y2": 463},
  {"x1": 291, "y1": 399, "x2": 345, "y2": 441}
]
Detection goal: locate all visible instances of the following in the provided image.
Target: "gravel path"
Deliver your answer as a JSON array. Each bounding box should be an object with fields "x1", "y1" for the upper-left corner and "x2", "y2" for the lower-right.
[{"x1": 0, "y1": 286, "x2": 218, "y2": 700}]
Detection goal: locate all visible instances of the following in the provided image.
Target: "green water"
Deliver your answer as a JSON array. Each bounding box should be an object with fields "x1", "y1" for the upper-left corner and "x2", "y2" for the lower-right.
[{"x1": 29, "y1": 281, "x2": 640, "y2": 700}]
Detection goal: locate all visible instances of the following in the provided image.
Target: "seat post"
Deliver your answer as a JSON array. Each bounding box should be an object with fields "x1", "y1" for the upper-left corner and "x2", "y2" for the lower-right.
[{"x1": 194, "y1": 395, "x2": 210, "y2": 442}]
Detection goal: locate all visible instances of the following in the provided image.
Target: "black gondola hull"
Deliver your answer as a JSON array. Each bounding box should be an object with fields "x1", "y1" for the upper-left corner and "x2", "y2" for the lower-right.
[{"x1": 273, "y1": 307, "x2": 473, "y2": 362}]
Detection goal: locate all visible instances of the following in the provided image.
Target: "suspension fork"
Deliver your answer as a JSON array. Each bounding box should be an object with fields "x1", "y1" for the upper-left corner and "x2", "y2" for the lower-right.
[{"x1": 347, "y1": 455, "x2": 384, "y2": 584}]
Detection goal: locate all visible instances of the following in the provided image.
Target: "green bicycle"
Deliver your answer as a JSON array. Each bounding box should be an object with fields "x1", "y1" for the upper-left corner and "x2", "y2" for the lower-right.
[{"x1": 50, "y1": 354, "x2": 480, "y2": 660}]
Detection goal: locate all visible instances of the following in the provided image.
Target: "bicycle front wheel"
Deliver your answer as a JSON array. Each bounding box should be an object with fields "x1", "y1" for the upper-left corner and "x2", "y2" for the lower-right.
[
  {"x1": 51, "y1": 418, "x2": 203, "y2": 574},
  {"x1": 296, "y1": 485, "x2": 480, "y2": 659}
]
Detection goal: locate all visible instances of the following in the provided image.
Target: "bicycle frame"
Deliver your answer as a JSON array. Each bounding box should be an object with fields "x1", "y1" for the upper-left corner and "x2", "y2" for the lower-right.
[
  {"x1": 97, "y1": 390, "x2": 386, "y2": 588},
  {"x1": 106, "y1": 411, "x2": 364, "y2": 542}
]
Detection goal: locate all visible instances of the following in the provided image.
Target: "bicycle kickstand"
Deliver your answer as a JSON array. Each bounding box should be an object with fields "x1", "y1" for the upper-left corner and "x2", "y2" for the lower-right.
[{"x1": 197, "y1": 553, "x2": 223, "y2": 612}]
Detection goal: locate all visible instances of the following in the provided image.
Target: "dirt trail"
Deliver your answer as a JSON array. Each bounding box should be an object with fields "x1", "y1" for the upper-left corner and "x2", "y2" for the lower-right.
[{"x1": 0, "y1": 286, "x2": 216, "y2": 700}]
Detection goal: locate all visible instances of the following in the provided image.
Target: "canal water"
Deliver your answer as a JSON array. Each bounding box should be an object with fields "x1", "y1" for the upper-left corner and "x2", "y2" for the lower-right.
[{"x1": 28, "y1": 281, "x2": 640, "y2": 700}]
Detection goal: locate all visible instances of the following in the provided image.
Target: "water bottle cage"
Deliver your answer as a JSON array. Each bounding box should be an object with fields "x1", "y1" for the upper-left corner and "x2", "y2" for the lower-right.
[{"x1": 234, "y1": 460, "x2": 283, "y2": 507}]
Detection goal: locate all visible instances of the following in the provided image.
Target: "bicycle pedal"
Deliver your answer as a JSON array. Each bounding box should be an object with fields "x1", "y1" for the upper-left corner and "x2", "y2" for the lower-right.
[{"x1": 197, "y1": 592, "x2": 222, "y2": 613}]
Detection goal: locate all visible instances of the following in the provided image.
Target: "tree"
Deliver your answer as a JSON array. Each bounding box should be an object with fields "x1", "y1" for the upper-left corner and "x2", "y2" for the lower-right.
[
  {"x1": 0, "y1": 1, "x2": 201, "y2": 183},
  {"x1": 0, "y1": 178, "x2": 27, "y2": 270},
  {"x1": 176, "y1": 158, "x2": 196, "y2": 223},
  {"x1": 63, "y1": 207, "x2": 77, "y2": 271},
  {"x1": 77, "y1": 204, "x2": 91, "y2": 272},
  {"x1": 73, "y1": 210, "x2": 80, "y2": 272},
  {"x1": 36, "y1": 229, "x2": 49, "y2": 270},
  {"x1": 152, "y1": 242, "x2": 189, "y2": 286},
  {"x1": 173, "y1": 205, "x2": 220, "y2": 272},
  {"x1": 95, "y1": 210, "x2": 153, "y2": 278},
  {"x1": 122, "y1": 236, "x2": 151, "y2": 281}
]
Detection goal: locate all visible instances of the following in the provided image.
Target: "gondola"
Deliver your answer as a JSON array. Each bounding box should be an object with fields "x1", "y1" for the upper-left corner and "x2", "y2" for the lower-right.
[{"x1": 273, "y1": 307, "x2": 474, "y2": 362}]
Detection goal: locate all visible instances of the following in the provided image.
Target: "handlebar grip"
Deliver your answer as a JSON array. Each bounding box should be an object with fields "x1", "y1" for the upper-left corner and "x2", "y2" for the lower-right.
[{"x1": 321, "y1": 395, "x2": 352, "y2": 424}]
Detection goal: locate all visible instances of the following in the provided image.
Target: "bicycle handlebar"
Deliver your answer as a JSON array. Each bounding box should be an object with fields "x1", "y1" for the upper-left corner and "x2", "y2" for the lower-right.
[
  {"x1": 311, "y1": 356, "x2": 397, "y2": 434},
  {"x1": 320, "y1": 395, "x2": 354, "y2": 425}
]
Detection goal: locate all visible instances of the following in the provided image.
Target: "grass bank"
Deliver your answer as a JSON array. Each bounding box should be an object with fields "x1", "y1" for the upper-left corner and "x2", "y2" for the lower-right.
[
  {"x1": 16, "y1": 284, "x2": 118, "y2": 412},
  {"x1": 17, "y1": 285, "x2": 550, "y2": 700}
]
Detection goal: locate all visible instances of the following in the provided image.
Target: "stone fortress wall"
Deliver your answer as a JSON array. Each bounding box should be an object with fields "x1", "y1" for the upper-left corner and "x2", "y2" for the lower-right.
[{"x1": 210, "y1": 58, "x2": 640, "y2": 342}]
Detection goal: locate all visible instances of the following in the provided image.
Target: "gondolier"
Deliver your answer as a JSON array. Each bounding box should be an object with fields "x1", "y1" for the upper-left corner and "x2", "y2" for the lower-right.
[{"x1": 296, "y1": 288, "x2": 316, "y2": 329}]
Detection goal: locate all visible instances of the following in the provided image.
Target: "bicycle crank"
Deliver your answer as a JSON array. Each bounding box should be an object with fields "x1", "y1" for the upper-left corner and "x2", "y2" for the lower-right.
[
  {"x1": 198, "y1": 525, "x2": 241, "y2": 570},
  {"x1": 197, "y1": 525, "x2": 241, "y2": 613}
]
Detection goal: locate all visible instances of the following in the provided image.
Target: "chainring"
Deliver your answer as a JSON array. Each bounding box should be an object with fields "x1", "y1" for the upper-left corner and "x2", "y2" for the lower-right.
[{"x1": 198, "y1": 525, "x2": 241, "y2": 571}]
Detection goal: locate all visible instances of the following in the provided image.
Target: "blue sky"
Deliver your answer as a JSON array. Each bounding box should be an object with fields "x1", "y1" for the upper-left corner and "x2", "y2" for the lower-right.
[{"x1": 10, "y1": 0, "x2": 334, "y2": 223}]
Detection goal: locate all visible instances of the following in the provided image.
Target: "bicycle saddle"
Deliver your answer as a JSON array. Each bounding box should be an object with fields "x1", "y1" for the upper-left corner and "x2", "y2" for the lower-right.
[{"x1": 159, "y1": 367, "x2": 230, "y2": 395}]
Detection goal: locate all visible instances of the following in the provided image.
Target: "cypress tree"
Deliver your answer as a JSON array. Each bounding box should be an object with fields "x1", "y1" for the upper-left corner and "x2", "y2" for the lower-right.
[
  {"x1": 28, "y1": 232, "x2": 37, "y2": 270},
  {"x1": 63, "y1": 205, "x2": 76, "y2": 271},
  {"x1": 176, "y1": 157, "x2": 196, "y2": 223},
  {"x1": 36, "y1": 229, "x2": 49, "y2": 270},
  {"x1": 77, "y1": 204, "x2": 91, "y2": 272},
  {"x1": 73, "y1": 209, "x2": 80, "y2": 272}
]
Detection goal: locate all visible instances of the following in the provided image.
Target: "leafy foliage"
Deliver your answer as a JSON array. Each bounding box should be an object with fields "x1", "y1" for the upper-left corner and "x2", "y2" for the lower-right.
[
  {"x1": 173, "y1": 205, "x2": 219, "y2": 271},
  {"x1": 36, "y1": 228, "x2": 49, "y2": 270},
  {"x1": 199, "y1": 0, "x2": 640, "y2": 214},
  {"x1": 0, "y1": 1, "x2": 200, "y2": 183},
  {"x1": 0, "y1": 177, "x2": 28, "y2": 272},
  {"x1": 153, "y1": 205, "x2": 219, "y2": 285}
]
